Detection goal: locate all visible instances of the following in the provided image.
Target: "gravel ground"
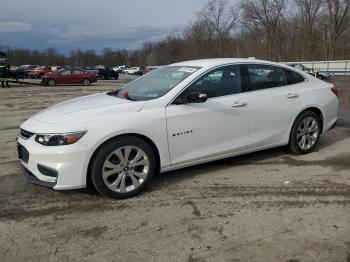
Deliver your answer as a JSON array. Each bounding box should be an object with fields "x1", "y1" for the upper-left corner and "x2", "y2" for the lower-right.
[{"x1": 0, "y1": 76, "x2": 349, "y2": 262}]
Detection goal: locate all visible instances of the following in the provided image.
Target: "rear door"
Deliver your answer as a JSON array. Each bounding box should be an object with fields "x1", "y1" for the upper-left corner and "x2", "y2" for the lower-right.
[{"x1": 242, "y1": 64, "x2": 306, "y2": 149}]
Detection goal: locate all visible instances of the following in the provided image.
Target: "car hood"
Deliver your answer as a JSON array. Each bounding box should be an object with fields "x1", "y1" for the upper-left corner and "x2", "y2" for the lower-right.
[{"x1": 32, "y1": 93, "x2": 147, "y2": 124}]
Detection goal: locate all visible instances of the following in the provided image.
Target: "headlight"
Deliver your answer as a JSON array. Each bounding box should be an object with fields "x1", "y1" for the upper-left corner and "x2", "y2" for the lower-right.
[{"x1": 35, "y1": 131, "x2": 86, "y2": 146}]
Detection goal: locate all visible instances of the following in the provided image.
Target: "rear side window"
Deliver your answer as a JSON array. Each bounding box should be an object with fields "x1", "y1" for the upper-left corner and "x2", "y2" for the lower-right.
[
  {"x1": 284, "y1": 69, "x2": 305, "y2": 85},
  {"x1": 246, "y1": 64, "x2": 287, "y2": 91}
]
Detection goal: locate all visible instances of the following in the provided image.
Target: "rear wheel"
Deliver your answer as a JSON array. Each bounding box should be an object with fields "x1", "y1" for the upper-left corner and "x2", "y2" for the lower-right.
[
  {"x1": 82, "y1": 78, "x2": 91, "y2": 86},
  {"x1": 91, "y1": 136, "x2": 156, "y2": 199},
  {"x1": 289, "y1": 111, "x2": 321, "y2": 154}
]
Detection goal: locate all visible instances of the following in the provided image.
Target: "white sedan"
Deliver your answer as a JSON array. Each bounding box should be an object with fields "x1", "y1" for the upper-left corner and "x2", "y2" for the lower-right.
[
  {"x1": 123, "y1": 67, "x2": 141, "y2": 74},
  {"x1": 18, "y1": 58, "x2": 339, "y2": 199}
]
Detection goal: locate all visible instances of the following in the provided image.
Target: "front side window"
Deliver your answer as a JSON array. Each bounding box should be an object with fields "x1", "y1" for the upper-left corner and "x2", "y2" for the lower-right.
[
  {"x1": 60, "y1": 70, "x2": 71, "y2": 75},
  {"x1": 114, "y1": 66, "x2": 200, "y2": 101},
  {"x1": 182, "y1": 65, "x2": 242, "y2": 98},
  {"x1": 246, "y1": 64, "x2": 287, "y2": 91},
  {"x1": 71, "y1": 70, "x2": 83, "y2": 74}
]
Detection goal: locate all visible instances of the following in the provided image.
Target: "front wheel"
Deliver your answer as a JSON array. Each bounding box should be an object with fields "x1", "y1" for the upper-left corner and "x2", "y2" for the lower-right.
[
  {"x1": 91, "y1": 136, "x2": 156, "y2": 199},
  {"x1": 289, "y1": 111, "x2": 321, "y2": 154},
  {"x1": 47, "y1": 79, "x2": 56, "y2": 86}
]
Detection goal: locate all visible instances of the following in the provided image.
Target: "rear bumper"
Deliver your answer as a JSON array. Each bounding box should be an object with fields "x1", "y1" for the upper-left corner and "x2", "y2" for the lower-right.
[{"x1": 329, "y1": 120, "x2": 337, "y2": 130}]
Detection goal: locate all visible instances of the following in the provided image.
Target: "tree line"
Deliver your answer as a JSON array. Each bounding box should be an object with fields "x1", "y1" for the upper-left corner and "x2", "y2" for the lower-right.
[{"x1": 2, "y1": 0, "x2": 350, "y2": 67}]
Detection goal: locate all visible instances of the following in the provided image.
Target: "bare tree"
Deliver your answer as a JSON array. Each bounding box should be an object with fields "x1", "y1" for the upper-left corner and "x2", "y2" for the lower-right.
[
  {"x1": 184, "y1": 18, "x2": 216, "y2": 58},
  {"x1": 197, "y1": 0, "x2": 238, "y2": 57},
  {"x1": 322, "y1": 0, "x2": 350, "y2": 59},
  {"x1": 294, "y1": 0, "x2": 323, "y2": 60},
  {"x1": 241, "y1": 0, "x2": 287, "y2": 61}
]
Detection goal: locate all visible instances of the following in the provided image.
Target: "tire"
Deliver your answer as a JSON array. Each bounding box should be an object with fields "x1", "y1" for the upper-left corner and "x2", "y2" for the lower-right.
[
  {"x1": 47, "y1": 79, "x2": 56, "y2": 86},
  {"x1": 318, "y1": 75, "x2": 325, "y2": 80},
  {"x1": 289, "y1": 111, "x2": 321, "y2": 154},
  {"x1": 82, "y1": 78, "x2": 91, "y2": 86},
  {"x1": 91, "y1": 136, "x2": 157, "y2": 199},
  {"x1": 115, "y1": 73, "x2": 119, "y2": 80}
]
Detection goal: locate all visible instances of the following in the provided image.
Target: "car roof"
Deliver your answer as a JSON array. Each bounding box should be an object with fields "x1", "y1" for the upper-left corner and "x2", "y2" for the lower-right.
[{"x1": 171, "y1": 58, "x2": 285, "y2": 69}]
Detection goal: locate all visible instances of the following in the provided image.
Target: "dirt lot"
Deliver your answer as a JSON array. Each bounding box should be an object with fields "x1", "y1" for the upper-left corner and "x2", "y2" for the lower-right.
[{"x1": 0, "y1": 76, "x2": 349, "y2": 262}]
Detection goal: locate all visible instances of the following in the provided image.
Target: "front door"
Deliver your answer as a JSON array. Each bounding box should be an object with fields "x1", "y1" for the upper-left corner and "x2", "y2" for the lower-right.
[{"x1": 166, "y1": 64, "x2": 250, "y2": 166}]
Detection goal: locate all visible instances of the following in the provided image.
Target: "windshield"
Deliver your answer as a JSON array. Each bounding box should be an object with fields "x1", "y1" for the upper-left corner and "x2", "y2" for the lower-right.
[{"x1": 113, "y1": 66, "x2": 201, "y2": 101}]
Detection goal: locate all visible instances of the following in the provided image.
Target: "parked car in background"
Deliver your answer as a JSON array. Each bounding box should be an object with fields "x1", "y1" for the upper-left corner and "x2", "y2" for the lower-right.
[
  {"x1": 83, "y1": 67, "x2": 99, "y2": 76},
  {"x1": 288, "y1": 64, "x2": 332, "y2": 80},
  {"x1": 27, "y1": 66, "x2": 52, "y2": 79},
  {"x1": 42, "y1": 69, "x2": 97, "y2": 86},
  {"x1": 113, "y1": 65, "x2": 127, "y2": 73},
  {"x1": 123, "y1": 66, "x2": 146, "y2": 75},
  {"x1": 18, "y1": 58, "x2": 338, "y2": 199},
  {"x1": 97, "y1": 67, "x2": 119, "y2": 80},
  {"x1": 51, "y1": 66, "x2": 63, "y2": 72},
  {"x1": 12, "y1": 65, "x2": 38, "y2": 79},
  {"x1": 146, "y1": 66, "x2": 162, "y2": 72}
]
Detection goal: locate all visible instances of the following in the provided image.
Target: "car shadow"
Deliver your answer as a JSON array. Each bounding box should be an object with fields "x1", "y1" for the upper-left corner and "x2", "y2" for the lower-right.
[{"x1": 145, "y1": 126, "x2": 350, "y2": 193}]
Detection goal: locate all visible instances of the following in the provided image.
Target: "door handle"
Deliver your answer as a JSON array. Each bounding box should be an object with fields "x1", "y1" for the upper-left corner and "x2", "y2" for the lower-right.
[
  {"x1": 286, "y1": 93, "x2": 299, "y2": 99},
  {"x1": 232, "y1": 101, "x2": 248, "y2": 108}
]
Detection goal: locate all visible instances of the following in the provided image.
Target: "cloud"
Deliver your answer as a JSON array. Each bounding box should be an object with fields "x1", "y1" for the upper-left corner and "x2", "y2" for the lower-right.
[
  {"x1": 45, "y1": 25, "x2": 182, "y2": 51},
  {"x1": 0, "y1": 22, "x2": 32, "y2": 33},
  {"x1": 0, "y1": 0, "x2": 206, "y2": 53}
]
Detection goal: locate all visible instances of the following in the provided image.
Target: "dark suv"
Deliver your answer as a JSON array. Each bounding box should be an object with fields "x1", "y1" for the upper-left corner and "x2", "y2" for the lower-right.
[{"x1": 98, "y1": 67, "x2": 119, "y2": 80}]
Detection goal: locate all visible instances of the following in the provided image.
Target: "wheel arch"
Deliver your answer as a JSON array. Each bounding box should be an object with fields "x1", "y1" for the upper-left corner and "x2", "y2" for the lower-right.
[
  {"x1": 86, "y1": 133, "x2": 161, "y2": 188},
  {"x1": 288, "y1": 106, "x2": 325, "y2": 145},
  {"x1": 298, "y1": 107, "x2": 324, "y2": 132}
]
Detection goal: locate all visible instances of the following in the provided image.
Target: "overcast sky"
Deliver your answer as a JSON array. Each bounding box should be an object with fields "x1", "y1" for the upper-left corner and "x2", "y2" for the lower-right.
[{"x1": 0, "y1": 0, "x2": 209, "y2": 54}]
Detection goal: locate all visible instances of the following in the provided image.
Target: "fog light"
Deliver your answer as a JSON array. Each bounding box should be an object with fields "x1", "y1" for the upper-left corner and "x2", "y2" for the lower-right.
[{"x1": 37, "y1": 164, "x2": 58, "y2": 178}]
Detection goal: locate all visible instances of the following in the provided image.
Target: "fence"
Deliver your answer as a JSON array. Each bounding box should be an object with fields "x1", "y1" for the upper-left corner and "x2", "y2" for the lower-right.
[{"x1": 285, "y1": 60, "x2": 350, "y2": 75}]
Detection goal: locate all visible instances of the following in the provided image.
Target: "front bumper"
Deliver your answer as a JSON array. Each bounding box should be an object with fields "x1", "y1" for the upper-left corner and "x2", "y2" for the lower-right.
[
  {"x1": 21, "y1": 164, "x2": 56, "y2": 188},
  {"x1": 17, "y1": 134, "x2": 90, "y2": 190}
]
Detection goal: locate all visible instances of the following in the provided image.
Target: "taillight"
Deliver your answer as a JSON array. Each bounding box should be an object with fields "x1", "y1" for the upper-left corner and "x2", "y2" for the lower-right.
[{"x1": 331, "y1": 87, "x2": 339, "y2": 97}]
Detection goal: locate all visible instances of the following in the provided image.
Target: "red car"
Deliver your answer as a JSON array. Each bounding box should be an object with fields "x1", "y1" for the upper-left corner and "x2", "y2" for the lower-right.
[
  {"x1": 27, "y1": 66, "x2": 52, "y2": 79},
  {"x1": 42, "y1": 69, "x2": 97, "y2": 86}
]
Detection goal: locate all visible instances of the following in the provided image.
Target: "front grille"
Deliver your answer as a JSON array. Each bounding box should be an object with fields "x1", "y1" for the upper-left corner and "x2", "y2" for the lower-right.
[
  {"x1": 17, "y1": 143, "x2": 29, "y2": 163},
  {"x1": 19, "y1": 129, "x2": 35, "y2": 140}
]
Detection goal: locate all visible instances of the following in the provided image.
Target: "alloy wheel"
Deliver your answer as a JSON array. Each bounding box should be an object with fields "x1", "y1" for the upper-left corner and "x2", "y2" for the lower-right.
[
  {"x1": 102, "y1": 146, "x2": 150, "y2": 193},
  {"x1": 83, "y1": 79, "x2": 90, "y2": 86},
  {"x1": 47, "y1": 79, "x2": 55, "y2": 86},
  {"x1": 296, "y1": 116, "x2": 319, "y2": 150}
]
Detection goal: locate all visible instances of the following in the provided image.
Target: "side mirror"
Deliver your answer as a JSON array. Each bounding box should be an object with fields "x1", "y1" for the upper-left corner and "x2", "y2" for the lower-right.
[
  {"x1": 174, "y1": 92, "x2": 208, "y2": 104},
  {"x1": 186, "y1": 92, "x2": 208, "y2": 103}
]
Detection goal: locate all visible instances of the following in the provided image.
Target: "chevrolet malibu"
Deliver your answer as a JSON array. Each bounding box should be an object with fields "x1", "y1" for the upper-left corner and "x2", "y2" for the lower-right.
[{"x1": 17, "y1": 59, "x2": 339, "y2": 199}]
